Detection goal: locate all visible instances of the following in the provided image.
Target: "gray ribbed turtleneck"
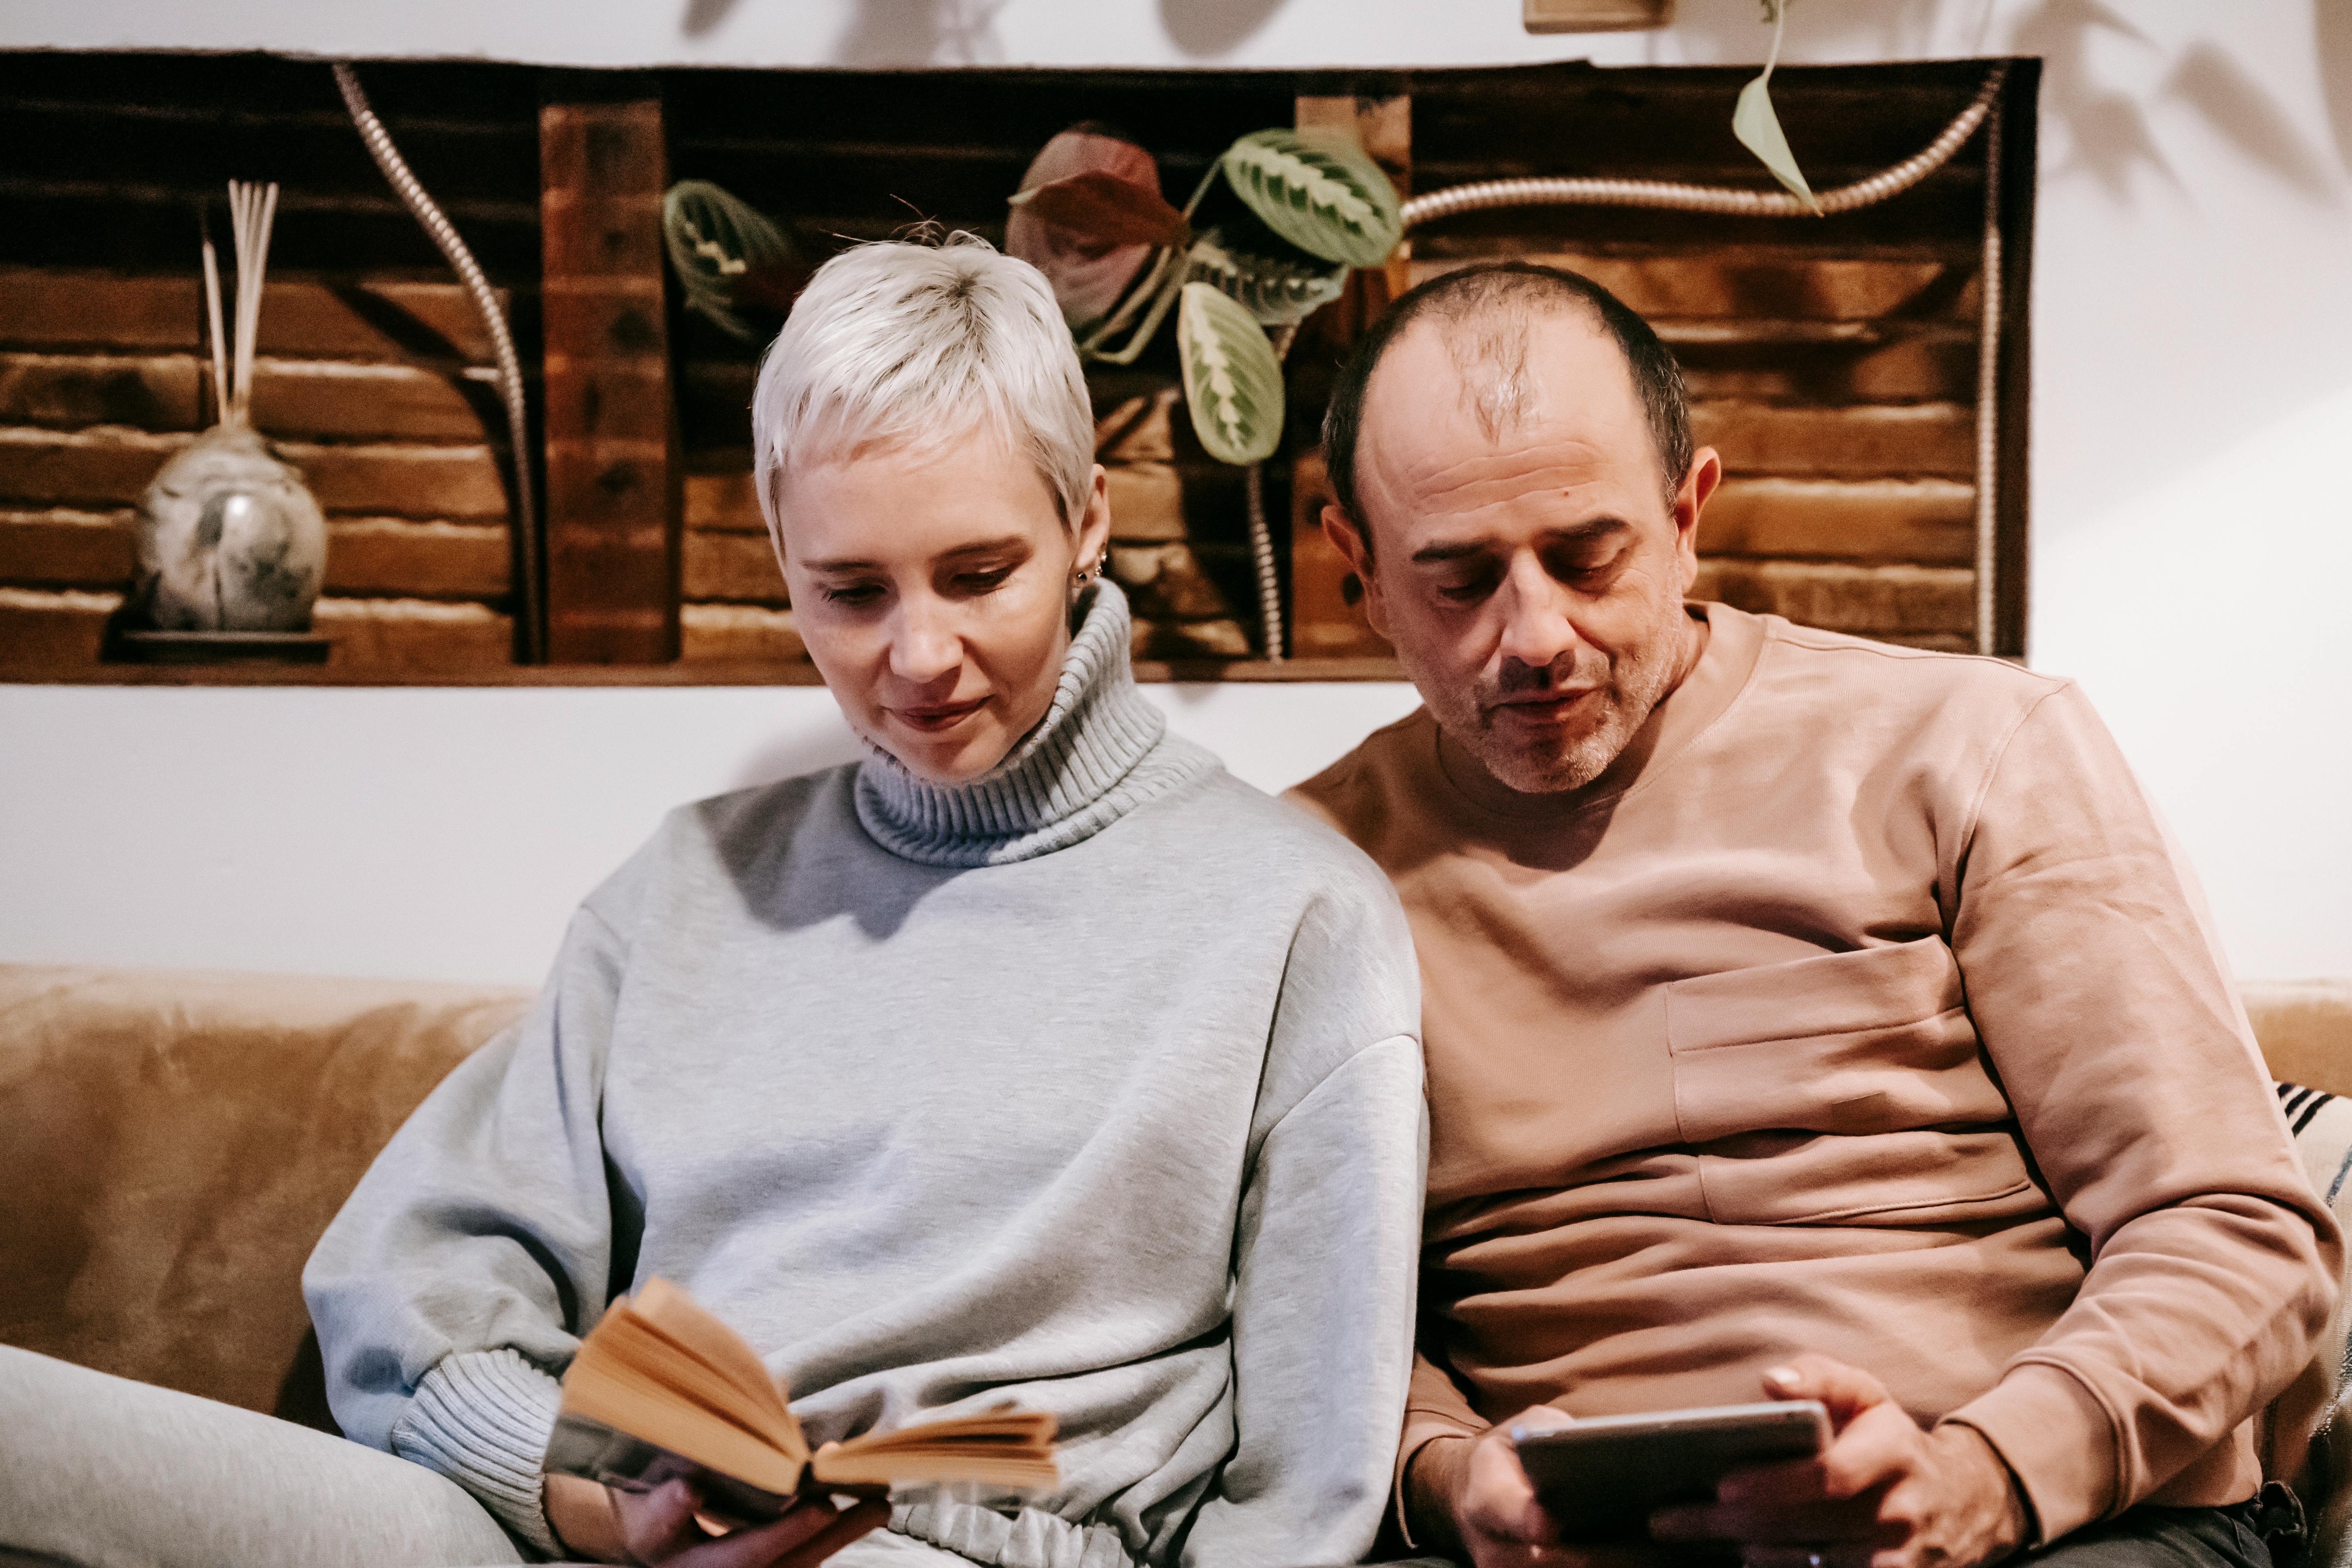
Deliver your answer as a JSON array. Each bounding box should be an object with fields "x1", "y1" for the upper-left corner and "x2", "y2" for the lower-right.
[
  {"x1": 305, "y1": 592, "x2": 1428, "y2": 1568},
  {"x1": 855, "y1": 582, "x2": 1214, "y2": 868}
]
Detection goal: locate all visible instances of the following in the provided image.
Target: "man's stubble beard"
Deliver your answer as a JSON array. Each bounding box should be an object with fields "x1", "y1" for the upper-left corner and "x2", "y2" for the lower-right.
[{"x1": 1414, "y1": 588, "x2": 1692, "y2": 796}]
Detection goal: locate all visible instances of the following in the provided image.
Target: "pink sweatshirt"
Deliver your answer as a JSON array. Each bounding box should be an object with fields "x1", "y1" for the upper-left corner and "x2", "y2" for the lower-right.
[{"x1": 1292, "y1": 602, "x2": 2339, "y2": 1544}]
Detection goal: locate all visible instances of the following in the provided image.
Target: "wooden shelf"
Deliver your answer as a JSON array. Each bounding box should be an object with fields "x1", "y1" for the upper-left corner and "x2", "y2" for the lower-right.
[{"x1": 0, "y1": 655, "x2": 1406, "y2": 687}]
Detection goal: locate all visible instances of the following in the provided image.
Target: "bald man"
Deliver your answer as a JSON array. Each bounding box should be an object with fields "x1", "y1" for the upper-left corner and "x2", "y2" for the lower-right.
[{"x1": 1290, "y1": 262, "x2": 2338, "y2": 1568}]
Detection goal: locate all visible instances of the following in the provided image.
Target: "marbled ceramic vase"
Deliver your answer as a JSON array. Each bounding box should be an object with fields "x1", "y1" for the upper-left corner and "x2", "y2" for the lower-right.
[{"x1": 133, "y1": 421, "x2": 327, "y2": 632}]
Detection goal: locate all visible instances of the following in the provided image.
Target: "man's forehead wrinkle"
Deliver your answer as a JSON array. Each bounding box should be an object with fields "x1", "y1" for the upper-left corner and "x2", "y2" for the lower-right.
[{"x1": 1399, "y1": 428, "x2": 1617, "y2": 508}]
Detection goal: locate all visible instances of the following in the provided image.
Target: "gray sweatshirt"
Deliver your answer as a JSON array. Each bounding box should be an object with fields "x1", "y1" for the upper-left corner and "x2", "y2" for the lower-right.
[{"x1": 303, "y1": 584, "x2": 1427, "y2": 1568}]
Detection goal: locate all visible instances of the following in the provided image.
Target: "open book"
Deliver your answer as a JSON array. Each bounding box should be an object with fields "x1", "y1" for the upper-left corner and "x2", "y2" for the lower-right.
[{"x1": 543, "y1": 1278, "x2": 1060, "y2": 1525}]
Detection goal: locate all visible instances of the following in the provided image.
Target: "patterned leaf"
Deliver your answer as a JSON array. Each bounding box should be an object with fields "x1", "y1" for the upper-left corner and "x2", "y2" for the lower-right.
[
  {"x1": 1176, "y1": 282, "x2": 1284, "y2": 466},
  {"x1": 663, "y1": 180, "x2": 796, "y2": 339},
  {"x1": 1185, "y1": 232, "x2": 1346, "y2": 326},
  {"x1": 1218, "y1": 129, "x2": 1402, "y2": 271}
]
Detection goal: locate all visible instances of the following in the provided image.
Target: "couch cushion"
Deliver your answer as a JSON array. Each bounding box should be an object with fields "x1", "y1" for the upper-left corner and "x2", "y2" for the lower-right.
[
  {"x1": 2248, "y1": 981, "x2": 2352, "y2": 1099},
  {"x1": 0, "y1": 964, "x2": 528, "y2": 1426}
]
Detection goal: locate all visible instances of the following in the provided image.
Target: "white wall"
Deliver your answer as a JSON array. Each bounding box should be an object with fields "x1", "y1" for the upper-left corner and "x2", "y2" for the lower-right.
[{"x1": 3, "y1": 0, "x2": 2348, "y2": 983}]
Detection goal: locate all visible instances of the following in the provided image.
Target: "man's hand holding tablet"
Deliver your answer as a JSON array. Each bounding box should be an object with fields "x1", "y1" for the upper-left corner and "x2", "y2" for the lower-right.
[{"x1": 1407, "y1": 1354, "x2": 2030, "y2": 1568}]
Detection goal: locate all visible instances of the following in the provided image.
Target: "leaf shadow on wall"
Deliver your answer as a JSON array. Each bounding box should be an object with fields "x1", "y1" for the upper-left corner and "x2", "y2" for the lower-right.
[
  {"x1": 682, "y1": 0, "x2": 1013, "y2": 61},
  {"x1": 2007, "y1": 0, "x2": 2343, "y2": 204},
  {"x1": 2164, "y1": 41, "x2": 2342, "y2": 203},
  {"x1": 2319, "y1": 0, "x2": 2352, "y2": 181},
  {"x1": 834, "y1": 0, "x2": 1011, "y2": 65},
  {"x1": 2007, "y1": 0, "x2": 2178, "y2": 199},
  {"x1": 682, "y1": 0, "x2": 738, "y2": 38},
  {"x1": 1158, "y1": 0, "x2": 1288, "y2": 58}
]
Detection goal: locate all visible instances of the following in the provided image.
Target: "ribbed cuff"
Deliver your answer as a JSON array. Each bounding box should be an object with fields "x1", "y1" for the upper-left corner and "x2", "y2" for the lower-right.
[
  {"x1": 1392, "y1": 1408, "x2": 1485, "y2": 1551},
  {"x1": 390, "y1": 1347, "x2": 566, "y2": 1557},
  {"x1": 1941, "y1": 1361, "x2": 2121, "y2": 1546}
]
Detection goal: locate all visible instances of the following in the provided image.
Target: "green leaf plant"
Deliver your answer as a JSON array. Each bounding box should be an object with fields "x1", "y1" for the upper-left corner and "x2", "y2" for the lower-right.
[
  {"x1": 1007, "y1": 124, "x2": 1402, "y2": 469},
  {"x1": 1733, "y1": 0, "x2": 1822, "y2": 214},
  {"x1": 1175, "y1": 282, "x2": 1286, "y2": 466},
  {"x1": 661, "y1": 180, "x2": 806, "y2": 339}
]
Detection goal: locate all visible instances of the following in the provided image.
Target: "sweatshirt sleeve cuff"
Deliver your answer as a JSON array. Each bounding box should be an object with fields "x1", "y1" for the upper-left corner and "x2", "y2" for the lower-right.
[
  {"x1": 390, "y1": 1346, "x2": 566, "y2": 1557},
  {"x1": 1391, "y1": 1406, "x2": 1486, "y2": 1551},
  {"x1": 1939, "y1": 1361, "x2": 2120, "y2": 1546}
]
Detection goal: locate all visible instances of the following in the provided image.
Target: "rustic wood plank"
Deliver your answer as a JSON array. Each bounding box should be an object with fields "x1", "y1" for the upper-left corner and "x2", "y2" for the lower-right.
[
  {"x1": 680, "y1": 601, "x2": 805, "y2": 663},
  {"x1": 539, "y1": 89, "x2": 678, "y2": 664},
  {"x1": 1409, "y1": 253, "x2": 1979, "y2": 322},
  {"x1": 1673, "y1": 330, "x2": 1975, "y2": 406},
  {"x1": 1692, "y1": 401, "x2": 1974, "y2": 479},
  {"x1": 683, "y1": 529, "x2": 786, "y2": 605},
  {"x1": 1105, "y1": 462, "x2": 1189, "y2": 543},
  {"x1": 291, "y1": 443, "x2": 511, "y2": 521},
  {"x1": 0, "y1": 352, "x2": 498, "y2": 443},
  {"x1": 0, "y1": 426, "x2": 187, "y2": 507},
  {"x1": 1694, "y1": 560, "x2": 1973, "y2": 636},
  {"x1": 0, "y1": 270, "x2": 510, "y2": 363},
  {"x1": 1109, "y1": 543, "x2": 1236, "y2": 621},
  {"x1": 1286, "y1": 452, "x2": 1388, "y2": 660},
  {"x1": 1096, "y1": 387, "x2": 1179, "y2": 465},
  {"x1": 310, "y1": 597, "x2": 514, "y2": 673},
  {"x1": 0, "y1": 507, "x2": 132, "y2": 586},
  {"x1": 0, "y1": 586, "x2": 514, "y2": 672},
  {"x1": 0, "y1": 427, "x2": 510, "y2": 519},
  {"x1": 1700, "y1": 478, "x2": 1975, "y2": 564},
  {"x1": 0, "y1": 584, "x2": 115, "y2": 664},
  {"x1": 685, "y1": 471, "x2": 764, "y2": 534},
  {"x1": 1132, "y1": 617, "x2": 1251, "y2": 660},
  {"x1": 0, "y1": 353, "x2": 197, "y2": 430},
  {"x1": 324, "y1": 519, "x2": 510, "y2": 599},
  {"x1": 0, "y1": 507, "x2": 509, "y2": 598}
]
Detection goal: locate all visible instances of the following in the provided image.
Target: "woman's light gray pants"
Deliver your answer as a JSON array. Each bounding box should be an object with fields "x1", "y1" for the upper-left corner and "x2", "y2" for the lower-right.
[
  {"x1": 0, "y1": 1345, "x2": 524, "y2": 1568},
  {"x1": 0, "y1": 1348, "x2": 985, "y2": 1568}
]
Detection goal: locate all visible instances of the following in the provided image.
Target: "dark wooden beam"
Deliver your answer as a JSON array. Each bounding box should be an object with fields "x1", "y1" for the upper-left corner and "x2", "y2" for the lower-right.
[
  {"x1": 538, "y1": 76, "x2": 678, "y2": 664},
  {"x1": 1990, "y1": 59, "x2": 2038, "y2": 660}
]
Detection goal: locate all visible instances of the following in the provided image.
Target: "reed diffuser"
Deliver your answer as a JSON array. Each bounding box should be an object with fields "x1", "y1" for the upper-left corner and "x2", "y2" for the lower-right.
[{"x1": 129, "y1": 180, "x2": 327, "y2": 646}]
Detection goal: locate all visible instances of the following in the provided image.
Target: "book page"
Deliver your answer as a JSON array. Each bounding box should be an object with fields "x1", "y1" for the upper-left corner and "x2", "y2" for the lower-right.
[
  {"x1": 811, "y1": 1408, "x2": 1058, "y2": 1490},
  {"x1": 563, "y1": 1344, "x2": 805, "y2": 1495},
  {"x1": 632, "y1": 1279, "x2": 803, "y2": 1450},
  {"x1": 595, "y1": 1300, "x2": 802, "y2": 1457}
]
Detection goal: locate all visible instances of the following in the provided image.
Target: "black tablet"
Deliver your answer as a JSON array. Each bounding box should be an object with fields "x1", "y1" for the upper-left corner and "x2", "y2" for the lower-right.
[{"x1": 1512, "y1": 1400, "x2": 1832, "y2": 1542}]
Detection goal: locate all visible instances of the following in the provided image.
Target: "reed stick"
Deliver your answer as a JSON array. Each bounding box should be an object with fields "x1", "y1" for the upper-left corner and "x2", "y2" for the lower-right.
[
  {"x1": 221, "y1": 179, "x2": 280, "y2": 429},
  {"x1": 200, "y1": 235, "x2": 231, "y2": 428}
]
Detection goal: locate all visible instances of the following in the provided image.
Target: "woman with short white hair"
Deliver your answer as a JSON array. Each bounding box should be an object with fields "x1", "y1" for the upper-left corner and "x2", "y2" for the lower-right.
[{"x1": 0, "y1": 234, "x2": 1426, "y2": 1568}]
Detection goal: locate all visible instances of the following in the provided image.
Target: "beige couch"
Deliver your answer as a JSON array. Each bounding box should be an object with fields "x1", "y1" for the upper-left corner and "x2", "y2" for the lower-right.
[{"x1": 3, "y1": 964, "x2": 2349, "y2": 1549}]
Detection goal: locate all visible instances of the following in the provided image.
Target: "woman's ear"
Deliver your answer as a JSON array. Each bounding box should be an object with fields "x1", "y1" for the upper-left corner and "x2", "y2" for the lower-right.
[{"x1": 1074, "y1": 463, "x2": 1113, "y2": 583}]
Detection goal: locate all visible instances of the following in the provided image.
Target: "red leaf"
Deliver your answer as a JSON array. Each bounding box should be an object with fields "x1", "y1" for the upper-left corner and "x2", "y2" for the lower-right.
[
  {"x1": 1007, "y1": 128, "x2": 1171, "y2": 330},
  {"x1": 1009, "y1": 169, "x2": 1188, "y2": 250}
]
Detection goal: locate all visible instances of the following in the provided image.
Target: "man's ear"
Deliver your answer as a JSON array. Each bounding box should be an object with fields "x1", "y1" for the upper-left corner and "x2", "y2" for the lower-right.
[
  {"x1": 1672, "y1": 446, "x2": 1722, "y2": 595},
  {"x1": 1320, "y1": 504, "x2": 1391, "y2": 640}
]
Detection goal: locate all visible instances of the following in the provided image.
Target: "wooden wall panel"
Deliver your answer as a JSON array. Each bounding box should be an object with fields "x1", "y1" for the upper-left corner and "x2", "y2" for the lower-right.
[
  {"x1": 0, "y1": 52, "x2": 537, "y2": 680},
  {"x1": 0, "y1": 52, "x2": 2030, "y2": 682},
  {"x1": 538, "y1": 87, "x2": 678, "y2": 664},
  {"x1": 1293, "y1": 61, "x2": 2026, "y2": 659}
]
